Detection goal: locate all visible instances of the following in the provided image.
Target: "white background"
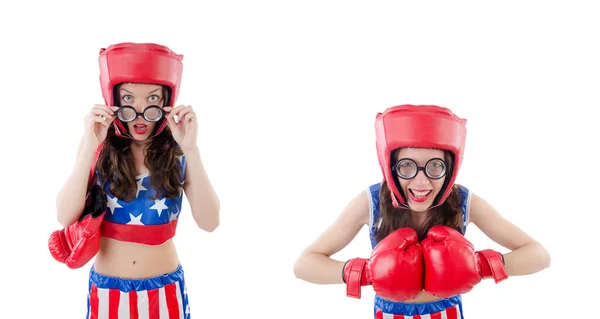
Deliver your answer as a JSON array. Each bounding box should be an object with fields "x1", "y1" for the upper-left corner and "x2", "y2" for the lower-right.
[{"x1": 0, "y1": 1, "x2": 598, "y2": 318}]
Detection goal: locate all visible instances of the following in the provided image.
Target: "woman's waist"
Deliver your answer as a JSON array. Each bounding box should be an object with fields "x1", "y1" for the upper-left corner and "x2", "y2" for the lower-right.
[
  {"x1": 95, "y1": 237, "x2": 180, "y2": 278},
  {"x1": 374, "y1": 292, "x2": 462, "y2": 316},
  {"x1": 88, "y1": 263, "x2": 186, "y2": 294},
  {"x1": 402, "y1": 291, "x2": 444, "y2": 303}
]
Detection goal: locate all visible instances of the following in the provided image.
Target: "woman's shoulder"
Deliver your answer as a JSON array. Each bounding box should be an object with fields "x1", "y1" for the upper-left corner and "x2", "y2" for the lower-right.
[
  {"x1": 453, "y1": 183, "x2": 469, "y2": 191},
  {"x1": 368, "y1": 181, "x2": 382, "y2": 190},
  {"x1": 341, "y1": 187, "x2": 372, "y2": 227},
  {"x1": 453, "y1": 183, "x2": 470, "y2": 198},
  {"x1": 367, "y1": 182, "x2": 382, "y2": 198}
]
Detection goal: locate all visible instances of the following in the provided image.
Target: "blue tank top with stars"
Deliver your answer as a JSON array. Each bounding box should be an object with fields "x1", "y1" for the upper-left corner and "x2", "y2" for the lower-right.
[
  {"x1": 95, "y1": 155, "x2": 186, "y2": 233},
  {"x1": 366, "y1": 182, "x2": 471, "y2": 318}
]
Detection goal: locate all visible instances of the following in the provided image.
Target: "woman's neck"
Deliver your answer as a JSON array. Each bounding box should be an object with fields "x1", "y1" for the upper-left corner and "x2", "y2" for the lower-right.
[
  {"x1": 131, "y1": 138, "x2": 151, "y2": 147},
  {"x1": 409, "y1": 210, "x2": 431, "y2": 228},
  {"x1": 129, "y1": 141, "x2": 147, "y2": 159}
]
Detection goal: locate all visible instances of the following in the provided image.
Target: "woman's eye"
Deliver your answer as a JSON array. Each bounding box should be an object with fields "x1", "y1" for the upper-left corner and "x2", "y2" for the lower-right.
[
  {"x1": 149, "y1": 95, "x2": 160, "y2": 102},
  {"x1": 122, "y1": 95, "x2": 133, "y2": 102}
]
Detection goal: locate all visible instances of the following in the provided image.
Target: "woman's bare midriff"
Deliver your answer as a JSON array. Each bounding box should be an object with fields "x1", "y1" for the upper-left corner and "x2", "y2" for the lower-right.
[
  {"x1": 404, "y1": 291, "x2": 445, "y2": 303},
  {"x1": 93, "y1": 237, "x2": 180, "y2": 278}
]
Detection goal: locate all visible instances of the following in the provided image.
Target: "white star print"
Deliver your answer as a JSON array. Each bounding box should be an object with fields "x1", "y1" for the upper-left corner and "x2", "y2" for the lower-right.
[
  {"x1": 106, "y1": 195, "x2": 123, "y2": 214},
  {"x1": 169, "y1": 211, "x2": 178, "y2": 221},
  {"x1": 127, "y1": 213, "x2": 144, "y2": 225},
  {"x1": 179, "y1": 186, "x2": 184, "y2": 198},
  {"x1": 136, "y1": 177, "x2": 148, "y2": 198},
  {"x1": 177, "y1": 155, "x2": 184, "y2": 164},
  {"x1": 150, "y1": 198, "x2": 169, "y2": 217}
]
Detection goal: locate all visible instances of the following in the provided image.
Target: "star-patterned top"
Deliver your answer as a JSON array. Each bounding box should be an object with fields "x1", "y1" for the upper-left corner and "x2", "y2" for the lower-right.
[{"x1": 97, "y1": 155, "x2": 187, "y2": 227}]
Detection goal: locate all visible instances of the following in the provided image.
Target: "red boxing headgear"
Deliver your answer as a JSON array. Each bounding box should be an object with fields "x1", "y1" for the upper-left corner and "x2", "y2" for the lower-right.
[
  {"x1": 375, "y1": 105, "x2": 467, "y2": 208},
  {"x1": 98, "y1": 42, "x2": 184, "y2": 138}
]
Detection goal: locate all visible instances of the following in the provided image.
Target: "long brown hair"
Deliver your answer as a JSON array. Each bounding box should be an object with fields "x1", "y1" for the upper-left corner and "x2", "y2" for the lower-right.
[
  {"x1": 373, "y1": 150, "x2": 464, "y2": 242},
  {"x1": 96, "y1": 85, "x2": 184, "y2": 202}
]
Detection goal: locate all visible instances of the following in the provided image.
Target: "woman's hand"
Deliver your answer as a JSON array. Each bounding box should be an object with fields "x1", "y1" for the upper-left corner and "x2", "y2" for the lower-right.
[
  {"x1": 164, "y1": 105, "x2": 198, "y2": 152},
  {"x1": 83, "y1": 104, "x2": 118, "y2": 150}
]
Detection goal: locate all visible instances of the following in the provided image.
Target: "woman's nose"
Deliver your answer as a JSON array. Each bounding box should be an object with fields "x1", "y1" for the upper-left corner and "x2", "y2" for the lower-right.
[{"x1": 412, "y1": 170, "x2": 431, "y2": 185}]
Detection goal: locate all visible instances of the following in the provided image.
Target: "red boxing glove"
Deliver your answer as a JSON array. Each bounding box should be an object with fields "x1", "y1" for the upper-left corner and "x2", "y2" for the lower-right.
[
  {"x1": 343, "y1": 258, "x2": 371, "y2": 297},
  {"x1": 344, "y1": 227, "x2": 424, "y2": 301},
  {"x1": 422, "y1": 226, "x2": 508, "y2": 298},
  {"x1": 48, "y1": 185, "x2": 106, "y2": 269}
]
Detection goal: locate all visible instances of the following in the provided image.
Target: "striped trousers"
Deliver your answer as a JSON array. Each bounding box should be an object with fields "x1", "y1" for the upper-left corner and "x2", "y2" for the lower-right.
[
  {"x1": 86, "y1": 265, "x2": 190, "y2": 319},
  {"x1": 376, "y1": 304, "x2": 461, "y2": 319},
  {"x1": 374, "y1": 295, "x2": 464, "y2": 319}
]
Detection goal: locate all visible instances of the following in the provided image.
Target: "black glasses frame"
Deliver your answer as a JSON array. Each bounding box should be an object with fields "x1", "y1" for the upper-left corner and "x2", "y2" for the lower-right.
[
  {"x1": 115, "y1": 105, "x2": 165, "y2": 123},
  {"x1": 393, "y1": 158, "x2": 447, "y2": 180}
]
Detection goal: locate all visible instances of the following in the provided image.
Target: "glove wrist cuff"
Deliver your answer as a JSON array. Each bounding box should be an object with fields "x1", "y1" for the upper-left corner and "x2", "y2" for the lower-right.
[
  {"x1": 344, "y1": 258, "x2": 369, "y2": 299},
  {"x1": 477, "y1": 249, "x2": 508, "y2": 283}
]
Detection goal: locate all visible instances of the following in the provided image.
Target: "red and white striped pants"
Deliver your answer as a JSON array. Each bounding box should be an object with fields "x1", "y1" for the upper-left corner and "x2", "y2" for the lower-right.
[
  {"x1": 376, "y1": 304, "x2": 462, "y2": 319},
  {"x1": 86, "y1": 265, "x2": 190, "y2": 319}
]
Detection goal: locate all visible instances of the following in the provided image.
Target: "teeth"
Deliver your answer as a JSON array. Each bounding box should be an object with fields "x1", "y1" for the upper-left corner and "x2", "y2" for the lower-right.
[{"x1": 411, "y1": 190, "x2": 431, "y2": 197}]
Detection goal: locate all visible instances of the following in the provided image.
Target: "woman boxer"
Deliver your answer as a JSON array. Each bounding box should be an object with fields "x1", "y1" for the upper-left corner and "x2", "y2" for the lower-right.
[
  {"x1": 49, "y1": 42, "x2": 220, "y2": 318},
  {"x1": 293, "y1": 104, "x2": 550, "y2": 318}
]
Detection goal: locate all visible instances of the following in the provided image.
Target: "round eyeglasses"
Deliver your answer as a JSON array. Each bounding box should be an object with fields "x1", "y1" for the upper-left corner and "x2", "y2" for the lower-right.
[
  {"x1": 393, "y1": 158, "x2": 447, "y2": 180},
  {"x1": 115, "y1": 105, "x2": 164, "y2": 123}
]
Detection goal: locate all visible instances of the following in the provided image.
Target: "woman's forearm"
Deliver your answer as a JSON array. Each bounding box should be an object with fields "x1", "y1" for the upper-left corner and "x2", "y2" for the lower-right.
[
  {"x1": 294, "y1": 252, "x2": 346, "y2": 284},
  {"x1": 503, "y1": 241, "x2": 551, "y2": 276},
  {"x1": 182, "y1": 147, "x2": 220, "y2": 232},
  {"x1": 55, "y1": 144, "x2": 98, "y2": 227}
]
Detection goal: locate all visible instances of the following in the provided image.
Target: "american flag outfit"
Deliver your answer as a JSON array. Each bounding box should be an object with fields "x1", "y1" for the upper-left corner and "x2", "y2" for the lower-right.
[
  {"x1": 85, "y1": 155, "x2": 190, "y2": 318},
  {"x1": 367, "y1": 182, "x2": 471, "y2": 319}
]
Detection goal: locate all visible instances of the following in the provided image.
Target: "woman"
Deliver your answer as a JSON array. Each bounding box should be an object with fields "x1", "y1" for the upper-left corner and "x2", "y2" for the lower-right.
[
  {"x1": 293, "y1": 104, "x2": 550, "y2": 318},
  {"x1": 50, "y1": 42, "x2": 220, "y2": 318}
]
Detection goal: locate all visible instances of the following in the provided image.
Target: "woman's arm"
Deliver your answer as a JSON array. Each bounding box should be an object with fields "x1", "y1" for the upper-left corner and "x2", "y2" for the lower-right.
[
  {"x1": 469, "y1": 193, "x2": 551, "y2": 276},
  {"x1": 55, "y1": 137, "x2": 97, "y2": 227},
  {"x1": 182, "y1": 147, "x2": 220, "y2": 232},
  {"x1": 293, "y1": 190, "x2": 370, "y2": 284}
]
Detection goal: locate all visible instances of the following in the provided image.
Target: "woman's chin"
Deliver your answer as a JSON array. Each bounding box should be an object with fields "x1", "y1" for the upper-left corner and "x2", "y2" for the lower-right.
[
  {"x1": 129, "y1": 132, "x2": 152, "y2": 143},
  {"x1": 406, "y1": 189, "x2": 438, "y2": 212},
  {"x1": 127, "y1": 126, "x2": 154, "y2": 141},
  {"x1": 407, "y1": 203, "x2": 431, "y2": 212},
  {"x1": 407, "y1": 196, "x2": 435, "y2": 212}
]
